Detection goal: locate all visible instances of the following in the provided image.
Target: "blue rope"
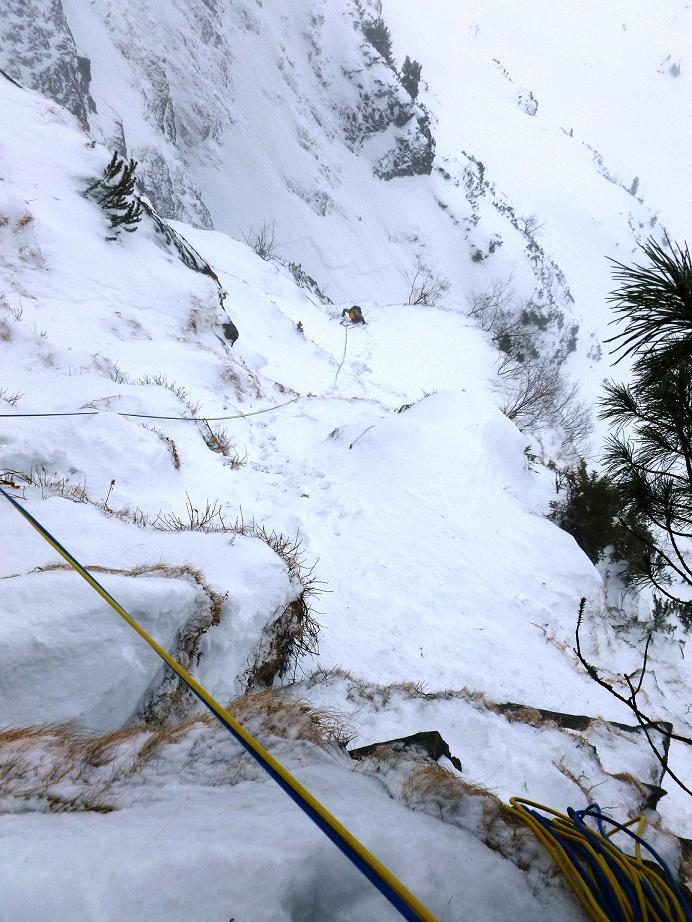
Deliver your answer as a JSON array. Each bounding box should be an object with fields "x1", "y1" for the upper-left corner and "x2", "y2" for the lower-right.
[
  {"x1": 523, "y1": 806, "x2": 628, "y2": 922},
  {"x1": 573, "y1": 806, "x2": 692, "y2": 922},
  {"x1": 0, "y1": 485, "x2": 432, "y2": 922},
  {"x1": 518, "y1": 800, "x2": 692, "y2": 922}
]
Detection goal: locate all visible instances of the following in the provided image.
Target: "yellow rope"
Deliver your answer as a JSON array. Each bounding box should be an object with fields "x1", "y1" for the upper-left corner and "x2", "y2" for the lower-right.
[
  {"x1": 0, "y1": 486, "x2": 437, "y2": 922},
  {"x1": 9, "y1": 480, "x2": 687, "y2": 922},
  {"x1": 504, "y1": 797, "x2": 688, "y2": 922}
]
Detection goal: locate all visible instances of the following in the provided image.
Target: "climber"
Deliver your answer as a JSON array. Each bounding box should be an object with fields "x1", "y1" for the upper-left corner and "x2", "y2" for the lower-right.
[{"x1": 341, "y1": 305, "x2": 366, "y2": 325}]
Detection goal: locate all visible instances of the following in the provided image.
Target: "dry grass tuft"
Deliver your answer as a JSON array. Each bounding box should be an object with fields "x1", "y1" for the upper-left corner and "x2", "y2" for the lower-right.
[
  {"x1": 402, "y1": 762, "x2": 493, "y2": 806},
  {"x1": 79, "y1": 725, "x2": 144, "y2": 768},
  {"x1": 127, "y1": 715, "x2": 211, "y2": 771},
  {"x1": 185, "y1": 306, "x2": 201, "y2": 334},
  {"x1": 229, "y1": 690, "x2": 354, "y2": 749},
  {"x1": 0, "y1": 386, "x2": 22, "y2": 406},
  {"x1": 200, "y1": 420, "x2": 247, "y2": 468},
  {"x1": 131, "y1": 372, "x2": 248, "y2": 466},
  {"x1": 0, "y1": 718, "x2": 211, "y2": 812},
  {"x1": 140, "y1": 424, "x2": 181, "y2": 470},
  {"x1": 133, "y1": 373, "x2": 202, "y2": 418},
  {"x1": 243, "y1": 594, "x2": 319, "y2": 689},
  {"x1": 393, "y1": 759, "x2": 543, "y2": 873},
  {"x1": 5, "y1": 300, "x2": 23, "y2": 322},
  {"x1": 0, "y1": 724, "x2": 99, "y2": 805},
  {"x1": 1, "y1": 467, "x2": 91, "y2": 504},
  {"x1": 220, "y1": 362, "x2": 263, "y2": 399},
  {"x1": 499, "y1": 705, "x2": 546, "y2": 726},
  {"x1": 152, "y1": 495, "x2": 231, "y2": 532},
  {"x1": 238, "y1": 522, "x2": 323, "y2": 688},
  {"x1": 329, "y1": 672, "x2": 496, "y2": 713},
  {"x1": 0, "y1": 692, "x2": 352, "y2": 814},
  {"x1": 312, "y1": 670, "x2": 611, "y2": 737}
]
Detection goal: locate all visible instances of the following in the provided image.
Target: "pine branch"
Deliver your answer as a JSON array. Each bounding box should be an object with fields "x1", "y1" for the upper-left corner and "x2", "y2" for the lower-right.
[{"x1": 606, "y1": 237, "x2": 692, "y2": 366}]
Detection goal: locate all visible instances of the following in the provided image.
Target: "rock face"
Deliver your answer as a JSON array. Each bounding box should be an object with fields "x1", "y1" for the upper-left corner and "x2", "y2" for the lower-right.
[
  {"x1": 341, "y1": 28, "x2": 436, "y2": 180},
  {"x1": 0, "y1": 0, "x2": 436, "y2": 225},
  {"x1": 373, "y1": 113, "x2": 436, "y2": 180},
  {"x1": 0, "y1": 0, "x2": 96, "y2": 130},
  {"x1": 0, "y1": 0, "x2": 585, "y2": 329}
]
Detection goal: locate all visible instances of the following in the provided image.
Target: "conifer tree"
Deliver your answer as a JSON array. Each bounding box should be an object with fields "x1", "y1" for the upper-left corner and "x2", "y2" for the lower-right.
[
  {"x1": 549, "y1": 460, "x2": 652, "y2": 581},
  {"x1": 401, "y1": 55, "x2": 423, "y2": 100},
  {"x1": 572, "y1": 239, "x2": 692, "y2": 800},
  {"x1": 86, "y1": 151, "x2": 143, "y2": 238},
  {"x1": 362, "y1": 17, "x2": 394, "y2": 65}
]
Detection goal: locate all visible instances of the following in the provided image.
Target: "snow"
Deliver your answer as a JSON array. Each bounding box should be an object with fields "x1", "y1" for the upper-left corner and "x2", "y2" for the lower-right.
[
  {"x1": 0, "y1": 734, "x2": 583, "y2": 922},
  {"x1": 0, "y1": 570, "x2": 201, "y2": 730},
  {"x1": 300, "y1": 672, "x2": 665, "y2": 813},
  {"x1": 1, "y1": 3, "x2": 691, "y2": 916},
  {"x1": 387, "y1": 0, "x2": 691, "y2": 239}
]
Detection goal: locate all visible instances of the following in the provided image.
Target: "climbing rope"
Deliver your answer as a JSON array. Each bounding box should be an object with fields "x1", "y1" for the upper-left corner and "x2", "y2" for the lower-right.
[
  {"x1": 6, "y1": 482, "x2": 689, "y2": 921},
  {"x1": 0, "y1": 396, "x2": 303, "y2": 422},
  {"x1": 0, "y1": 485, "x2": 437, "y2": 922},
  {"x1": 504, "y1": 797, "x2": 691, "y2": 922},
  {"x1": 331, "y1": 323, "x2": 349, "y2": 397}
]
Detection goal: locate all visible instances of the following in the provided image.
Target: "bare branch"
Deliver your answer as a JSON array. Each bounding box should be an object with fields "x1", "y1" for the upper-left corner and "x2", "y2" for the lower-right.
[
  {"x1": 406, "y1": 255, "x2": 449, "y2": 306},
  {"x1": 575, "y1": 599, "x2": 692, "y2": 797},
  {"x1": 243, "y1": 220, "x2": 278, "y2": 261}
]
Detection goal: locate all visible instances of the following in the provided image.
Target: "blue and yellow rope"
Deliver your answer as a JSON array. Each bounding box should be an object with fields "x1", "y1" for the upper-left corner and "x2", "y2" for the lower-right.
[
  {"x1": 504, "y1": 798, "x2": 691, "y2": 922},
  {"x1": 0, "y1": 485, "x2": 437, "y2": 922},
  {"x1": 4, "y1": 484, "x2": 690, "y2": 922}
]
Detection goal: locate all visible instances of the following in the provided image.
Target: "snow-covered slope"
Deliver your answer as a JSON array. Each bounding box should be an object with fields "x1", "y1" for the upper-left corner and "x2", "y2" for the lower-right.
[
  {"x1": 387, "y1": 0, "x2": 691, "y2": 242},
  {"x1": 1, "y1": 4, "x2": 691, "y2": 918},
  {"x1": 3, "y1": 0, "x2": 687, "y2": 404},
  {"x1": 385, "y1": 0, "x2": 692, "y2": 404},
  {"x1": 2, "y1": 0, "x2": 441, "y2": 301}
]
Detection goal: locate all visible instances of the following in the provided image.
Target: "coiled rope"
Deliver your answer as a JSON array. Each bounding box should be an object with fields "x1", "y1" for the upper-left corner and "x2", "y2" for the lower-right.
[
  {"x1": 504, "y1": 797, "x2": 691, "y2": 922},
  {"x1": 0, "y1": 485, "x2": 437, "y2": 922}
]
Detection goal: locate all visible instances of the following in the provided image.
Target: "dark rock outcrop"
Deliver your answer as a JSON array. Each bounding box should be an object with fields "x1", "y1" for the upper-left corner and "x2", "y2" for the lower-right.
[{"x1": 0, "y1": 0, "x2": 96, "y2": 130}]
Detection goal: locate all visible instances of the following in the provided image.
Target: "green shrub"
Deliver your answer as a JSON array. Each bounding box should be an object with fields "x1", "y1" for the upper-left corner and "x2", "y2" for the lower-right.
[
  {"x1": 550, "y1": 461, "x2": 619, "y2": 563},
  {"x1": 549, "y1": 461, "x2": 651, "y2": 582}
]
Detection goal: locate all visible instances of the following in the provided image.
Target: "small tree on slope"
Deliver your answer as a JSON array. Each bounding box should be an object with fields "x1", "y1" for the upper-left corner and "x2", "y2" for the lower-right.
[
  {"x1": 86, "y1": 151, "x2": 143, "y2": 239},
  {"x1": 362, "y1": 17, "x2": 394, "y2": 65},
  {"x1": 549, "y1": 460, "x2": 652, "y2": 580},
  {"x1": 401, "y1": 56, "x2": 423, "y2": 100}
]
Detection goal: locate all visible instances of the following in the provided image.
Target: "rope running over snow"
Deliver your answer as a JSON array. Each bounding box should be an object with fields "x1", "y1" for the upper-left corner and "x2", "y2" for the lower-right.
[
  {"x1": 0, "y1": 396, "x2": 303, "y2": 422},
  {"x1": 0, "y1": 486, "x2": 438, "y2": 922},
  {"x1": 331, "y1": 323, "x2": 349, "y2": 397}
]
